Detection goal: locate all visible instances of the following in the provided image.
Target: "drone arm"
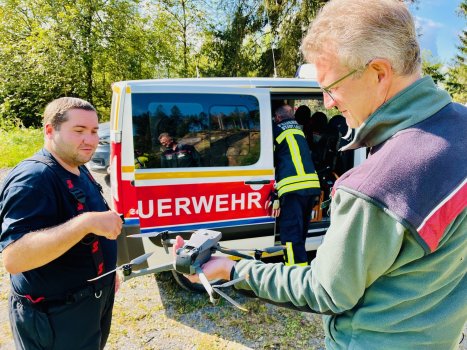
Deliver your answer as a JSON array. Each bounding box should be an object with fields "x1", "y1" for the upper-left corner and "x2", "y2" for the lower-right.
[
  {"x1": 216, "y1": 245, "x2": 254, "y2": 260},
  {"x1": 122, "y1": 262, "x2": 174, "y2": 282}
]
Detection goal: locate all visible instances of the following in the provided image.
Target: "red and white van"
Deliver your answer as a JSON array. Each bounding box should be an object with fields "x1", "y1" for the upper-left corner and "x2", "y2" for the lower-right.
[{"x1": 108, "y1": 76, "x2": 366, "y2": 288}]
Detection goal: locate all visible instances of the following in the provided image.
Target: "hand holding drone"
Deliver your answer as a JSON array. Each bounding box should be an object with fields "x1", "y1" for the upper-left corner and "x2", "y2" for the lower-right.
[{"x1": 88, "y1": 229, "x2": 284, "y2": 311}]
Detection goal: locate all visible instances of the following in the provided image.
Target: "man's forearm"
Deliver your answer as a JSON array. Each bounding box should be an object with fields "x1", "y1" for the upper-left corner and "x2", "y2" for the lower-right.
[{"x1": 2, "y1": 214, "x2": 91, "y2": 274}]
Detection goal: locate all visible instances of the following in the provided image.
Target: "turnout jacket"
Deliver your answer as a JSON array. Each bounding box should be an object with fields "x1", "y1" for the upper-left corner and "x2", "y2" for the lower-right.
[
  {"x1": 273, "y1": 118, "x2": 320, "y2": 197},
  {"x1": 232, "y1": 77, "x2": 467, "y2": 349}
]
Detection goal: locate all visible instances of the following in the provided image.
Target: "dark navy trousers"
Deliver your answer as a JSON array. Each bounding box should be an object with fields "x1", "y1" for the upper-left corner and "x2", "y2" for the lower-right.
[
  {"x1": 278, "y1": 193, "x2": 316, "y2": 265},
  {"x1": 9, "y1": 283, "x2": 114, "y2": 350}
]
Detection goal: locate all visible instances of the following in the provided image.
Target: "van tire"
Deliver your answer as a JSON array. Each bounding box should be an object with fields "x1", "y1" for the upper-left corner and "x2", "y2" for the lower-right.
[{"x1": 171, "y1": 270, "x2": 221, "y2": 293}]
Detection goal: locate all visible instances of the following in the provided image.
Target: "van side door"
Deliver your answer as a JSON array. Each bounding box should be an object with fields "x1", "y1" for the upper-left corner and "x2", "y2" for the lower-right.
[{"x1": 128, "y1": 85, "x2": 276, "y2": 247}]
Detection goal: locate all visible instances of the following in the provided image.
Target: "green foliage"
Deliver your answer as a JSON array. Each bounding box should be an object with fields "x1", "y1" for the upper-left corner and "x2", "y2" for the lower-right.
[
  {"x1": 421, "y1": 52, "x2": 446, "y2": 85},
  {"x1": 0, "y1": 0, "x2": 174, "y2": 127},
  {"x1": 0, "y1": 127, "x2": 43, "y2": 167}
]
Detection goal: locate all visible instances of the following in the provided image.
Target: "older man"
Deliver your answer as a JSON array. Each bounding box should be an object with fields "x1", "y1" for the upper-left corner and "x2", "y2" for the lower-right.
[{"x1": 175, "y1": 0, "x2": 467, "y2": 349}]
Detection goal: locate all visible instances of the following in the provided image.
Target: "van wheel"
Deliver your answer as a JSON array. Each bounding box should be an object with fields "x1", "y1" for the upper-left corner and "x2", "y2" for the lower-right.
[{"x1": 171, "y1": 270, "x2": 222, "y2": 293}]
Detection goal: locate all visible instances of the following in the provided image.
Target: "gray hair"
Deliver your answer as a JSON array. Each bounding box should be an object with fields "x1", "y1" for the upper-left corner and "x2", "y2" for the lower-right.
[
  {"x1": 301, "y1": 0, "x2": 421, "y2": 76},
  {"x1": 43, "y1": 97, "x2": 96, "y2": 130},
  {"x1": 275, "y1": 105, "x2": 295, "y2": 121}
]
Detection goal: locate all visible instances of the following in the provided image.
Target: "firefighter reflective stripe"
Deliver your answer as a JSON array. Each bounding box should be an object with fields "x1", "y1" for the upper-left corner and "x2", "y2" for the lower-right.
[
  {"x1": 277, "y1": 173, "x2": 320, "y2": 197},
  {"x1": 277, "y1": 173, "x2": 319, "y2": 189},
  {"x1": 284, "y1": 242, "x2": 308, "y2": 266},
  {"x1": 278, "y1": 180, "x2": 321, "y2": 197},
  {"x1": 287, "y1": 133, "x2": 306, "y2": 175},
  {"x1": 275, "y1": 129, "x2": 305, "y2": 144},
  {"x1": 284, "y1": 242, "x2": 295, "y2": 266},
  {"x1": 275, "y1": 128, "x2": 320, "y2": 196},
  {"x1": 276, "y1": 129, "x2": 307, "y2": 177}
]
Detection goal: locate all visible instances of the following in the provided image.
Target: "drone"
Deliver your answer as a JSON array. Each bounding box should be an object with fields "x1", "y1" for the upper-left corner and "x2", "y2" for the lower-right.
[{"x1": 88, "y1": 229, "x2": 284, "y2": 312}]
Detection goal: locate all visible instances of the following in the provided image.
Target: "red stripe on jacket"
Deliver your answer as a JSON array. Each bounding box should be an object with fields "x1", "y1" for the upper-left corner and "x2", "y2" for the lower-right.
[{"x1": 418, "y1": 180, "x2": 467, "y2": 252}]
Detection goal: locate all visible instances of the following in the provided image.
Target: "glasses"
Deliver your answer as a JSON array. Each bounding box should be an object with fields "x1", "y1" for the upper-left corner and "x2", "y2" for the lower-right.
[
  {"x1": 320, "y1": 59, "x2": 375, "y2": 102},
  {"x1": 320, "y1": 68, "x2": 358, "y2": 102}
]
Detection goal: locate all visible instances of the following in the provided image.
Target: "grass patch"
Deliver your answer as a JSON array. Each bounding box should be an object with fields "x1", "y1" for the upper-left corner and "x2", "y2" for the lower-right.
[{"x1": 0, "y1": 127, "x2": 43, "y2": 167}]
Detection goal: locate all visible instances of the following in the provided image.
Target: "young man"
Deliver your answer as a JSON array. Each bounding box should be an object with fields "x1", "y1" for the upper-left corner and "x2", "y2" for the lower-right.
[
  {"x1": 0, "y1": 97, "x2": 123, "y2": 349},
  {"x1": 174, "y1": 0, "x2": 467, "y2": 349},
  {"x1": 271, "y1": 104, "x2": 320, "y2": 266}
]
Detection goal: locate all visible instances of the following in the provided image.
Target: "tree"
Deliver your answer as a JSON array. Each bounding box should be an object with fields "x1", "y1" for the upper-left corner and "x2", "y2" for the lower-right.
[
  {"x1": 153, "y1": 0, "x2": 210, "y2": 78},
  {"x1": 421, "y1": 52, "x2": 445, "y2": 85},
  {"x1": 445, "y1": 0, "x2": 467, "y2": 104},
  {"x1": 199, "y1": 0, "x2": 262, "y2": 77},
  {"x1": 0, "y1": 0, "x2": 173, "y2": 127}
]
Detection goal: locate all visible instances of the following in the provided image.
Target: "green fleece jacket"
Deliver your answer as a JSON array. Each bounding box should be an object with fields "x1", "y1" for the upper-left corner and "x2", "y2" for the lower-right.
[{"x1": 232, "y1": 77, "x2": 467, "y2": 349}]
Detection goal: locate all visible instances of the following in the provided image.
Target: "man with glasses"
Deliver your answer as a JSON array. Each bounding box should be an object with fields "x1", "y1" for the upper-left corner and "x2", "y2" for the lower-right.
[
  {"x1": 174, "y1": 0, "x2": 466, "y2": 348},
  {"x1": 0, "y1": 97, "x2": 123, "y2": 349}
]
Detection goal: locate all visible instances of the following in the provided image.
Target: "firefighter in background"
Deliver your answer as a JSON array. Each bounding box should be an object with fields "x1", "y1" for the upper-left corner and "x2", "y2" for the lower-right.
[
  {"x1": 158, "y1": 132, "x2": 201, "y2": 168},
  {"x1": 268, "y1": 104, "x2": 321, "y2": 266}
]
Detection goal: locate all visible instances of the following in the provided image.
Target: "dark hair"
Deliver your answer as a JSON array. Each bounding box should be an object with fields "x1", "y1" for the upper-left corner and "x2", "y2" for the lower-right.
[
  {"x1": 328, "y1": 115, "x2": 348, "y2": 135},
  {"x1": 295, "y1": 105, "x2": 311, "y2": 126},
  {"x1": 310, "y1": 112, "x2": 328, "y2": 133}
]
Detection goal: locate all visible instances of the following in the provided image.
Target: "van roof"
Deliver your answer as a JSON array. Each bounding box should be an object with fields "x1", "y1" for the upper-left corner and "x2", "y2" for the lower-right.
[{"x1": 113, "y1": 77, "x2": 320, "y2": 90}]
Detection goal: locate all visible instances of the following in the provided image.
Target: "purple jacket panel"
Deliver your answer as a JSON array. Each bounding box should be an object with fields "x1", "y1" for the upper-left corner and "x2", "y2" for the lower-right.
[{"x1": 334, "y1": 103, "x2": 467, "y2": 253}]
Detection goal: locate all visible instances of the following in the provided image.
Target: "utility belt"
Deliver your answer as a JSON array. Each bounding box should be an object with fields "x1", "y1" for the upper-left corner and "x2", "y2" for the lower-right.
[{"x1": 11, "y1": 277, "x2": 114, "y2": 312}]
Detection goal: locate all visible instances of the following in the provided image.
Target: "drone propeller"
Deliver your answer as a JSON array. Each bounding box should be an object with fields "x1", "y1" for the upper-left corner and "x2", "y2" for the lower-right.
[
  {"x1": 127, "y1": 230, "x2": 180, "y2": 238},
  {"x1": 193, "y1": 268, "x2": 248, "y2": 312},
  {"x1": 212, "y1": 276, "x2": 248, "y2": 312},
  {"x1": 128, "y1": 229, "x2": 195, "y2": 239},
  {"x1": 87, "y1": 252, "x2": 154, "y2": 282}
]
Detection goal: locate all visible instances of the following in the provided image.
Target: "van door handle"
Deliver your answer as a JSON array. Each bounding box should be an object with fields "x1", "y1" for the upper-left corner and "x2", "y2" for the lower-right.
[{"x1": 244, "y1": 180, "x2": 271, "y2": 185}]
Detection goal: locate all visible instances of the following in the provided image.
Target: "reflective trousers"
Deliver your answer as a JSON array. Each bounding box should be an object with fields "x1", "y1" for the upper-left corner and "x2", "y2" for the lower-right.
[{"x1": 278, "y1": 192, "x2": 316, "y2": 266}]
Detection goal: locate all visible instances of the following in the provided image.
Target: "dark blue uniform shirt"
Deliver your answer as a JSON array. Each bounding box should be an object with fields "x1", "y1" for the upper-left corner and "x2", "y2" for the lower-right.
[{"x1": 0, "y1": 149, "x2": 116, "y2": 298}]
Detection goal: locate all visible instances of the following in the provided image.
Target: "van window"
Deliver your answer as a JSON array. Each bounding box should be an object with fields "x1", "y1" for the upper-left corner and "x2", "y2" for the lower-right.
[{"x1": 132, "y1": 93, "x2": 260, "y2": 168}]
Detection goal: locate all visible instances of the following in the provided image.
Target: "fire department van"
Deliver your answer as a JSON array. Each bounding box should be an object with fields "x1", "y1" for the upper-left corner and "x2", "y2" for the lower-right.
[{"x1": 108, "y1": 75, "x2": 366, "y2": 289}]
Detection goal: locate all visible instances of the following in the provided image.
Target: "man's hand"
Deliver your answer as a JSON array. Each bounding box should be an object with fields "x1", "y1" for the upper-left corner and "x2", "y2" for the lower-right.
[
  {"x1": 264, "y1": 190, "x2": 281, "y2": 218},
  {"x1": 173, "y1": 236, "x2": 236, "y2": 282},
  {"x1": 84, "y1": 211, "x2": 123, "y2": 240}
]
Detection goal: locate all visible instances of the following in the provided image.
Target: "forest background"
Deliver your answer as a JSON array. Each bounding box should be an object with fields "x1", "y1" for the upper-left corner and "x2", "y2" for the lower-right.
[{"x1": 0, "y1": 0, "x2": 466, "y2": 131}]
